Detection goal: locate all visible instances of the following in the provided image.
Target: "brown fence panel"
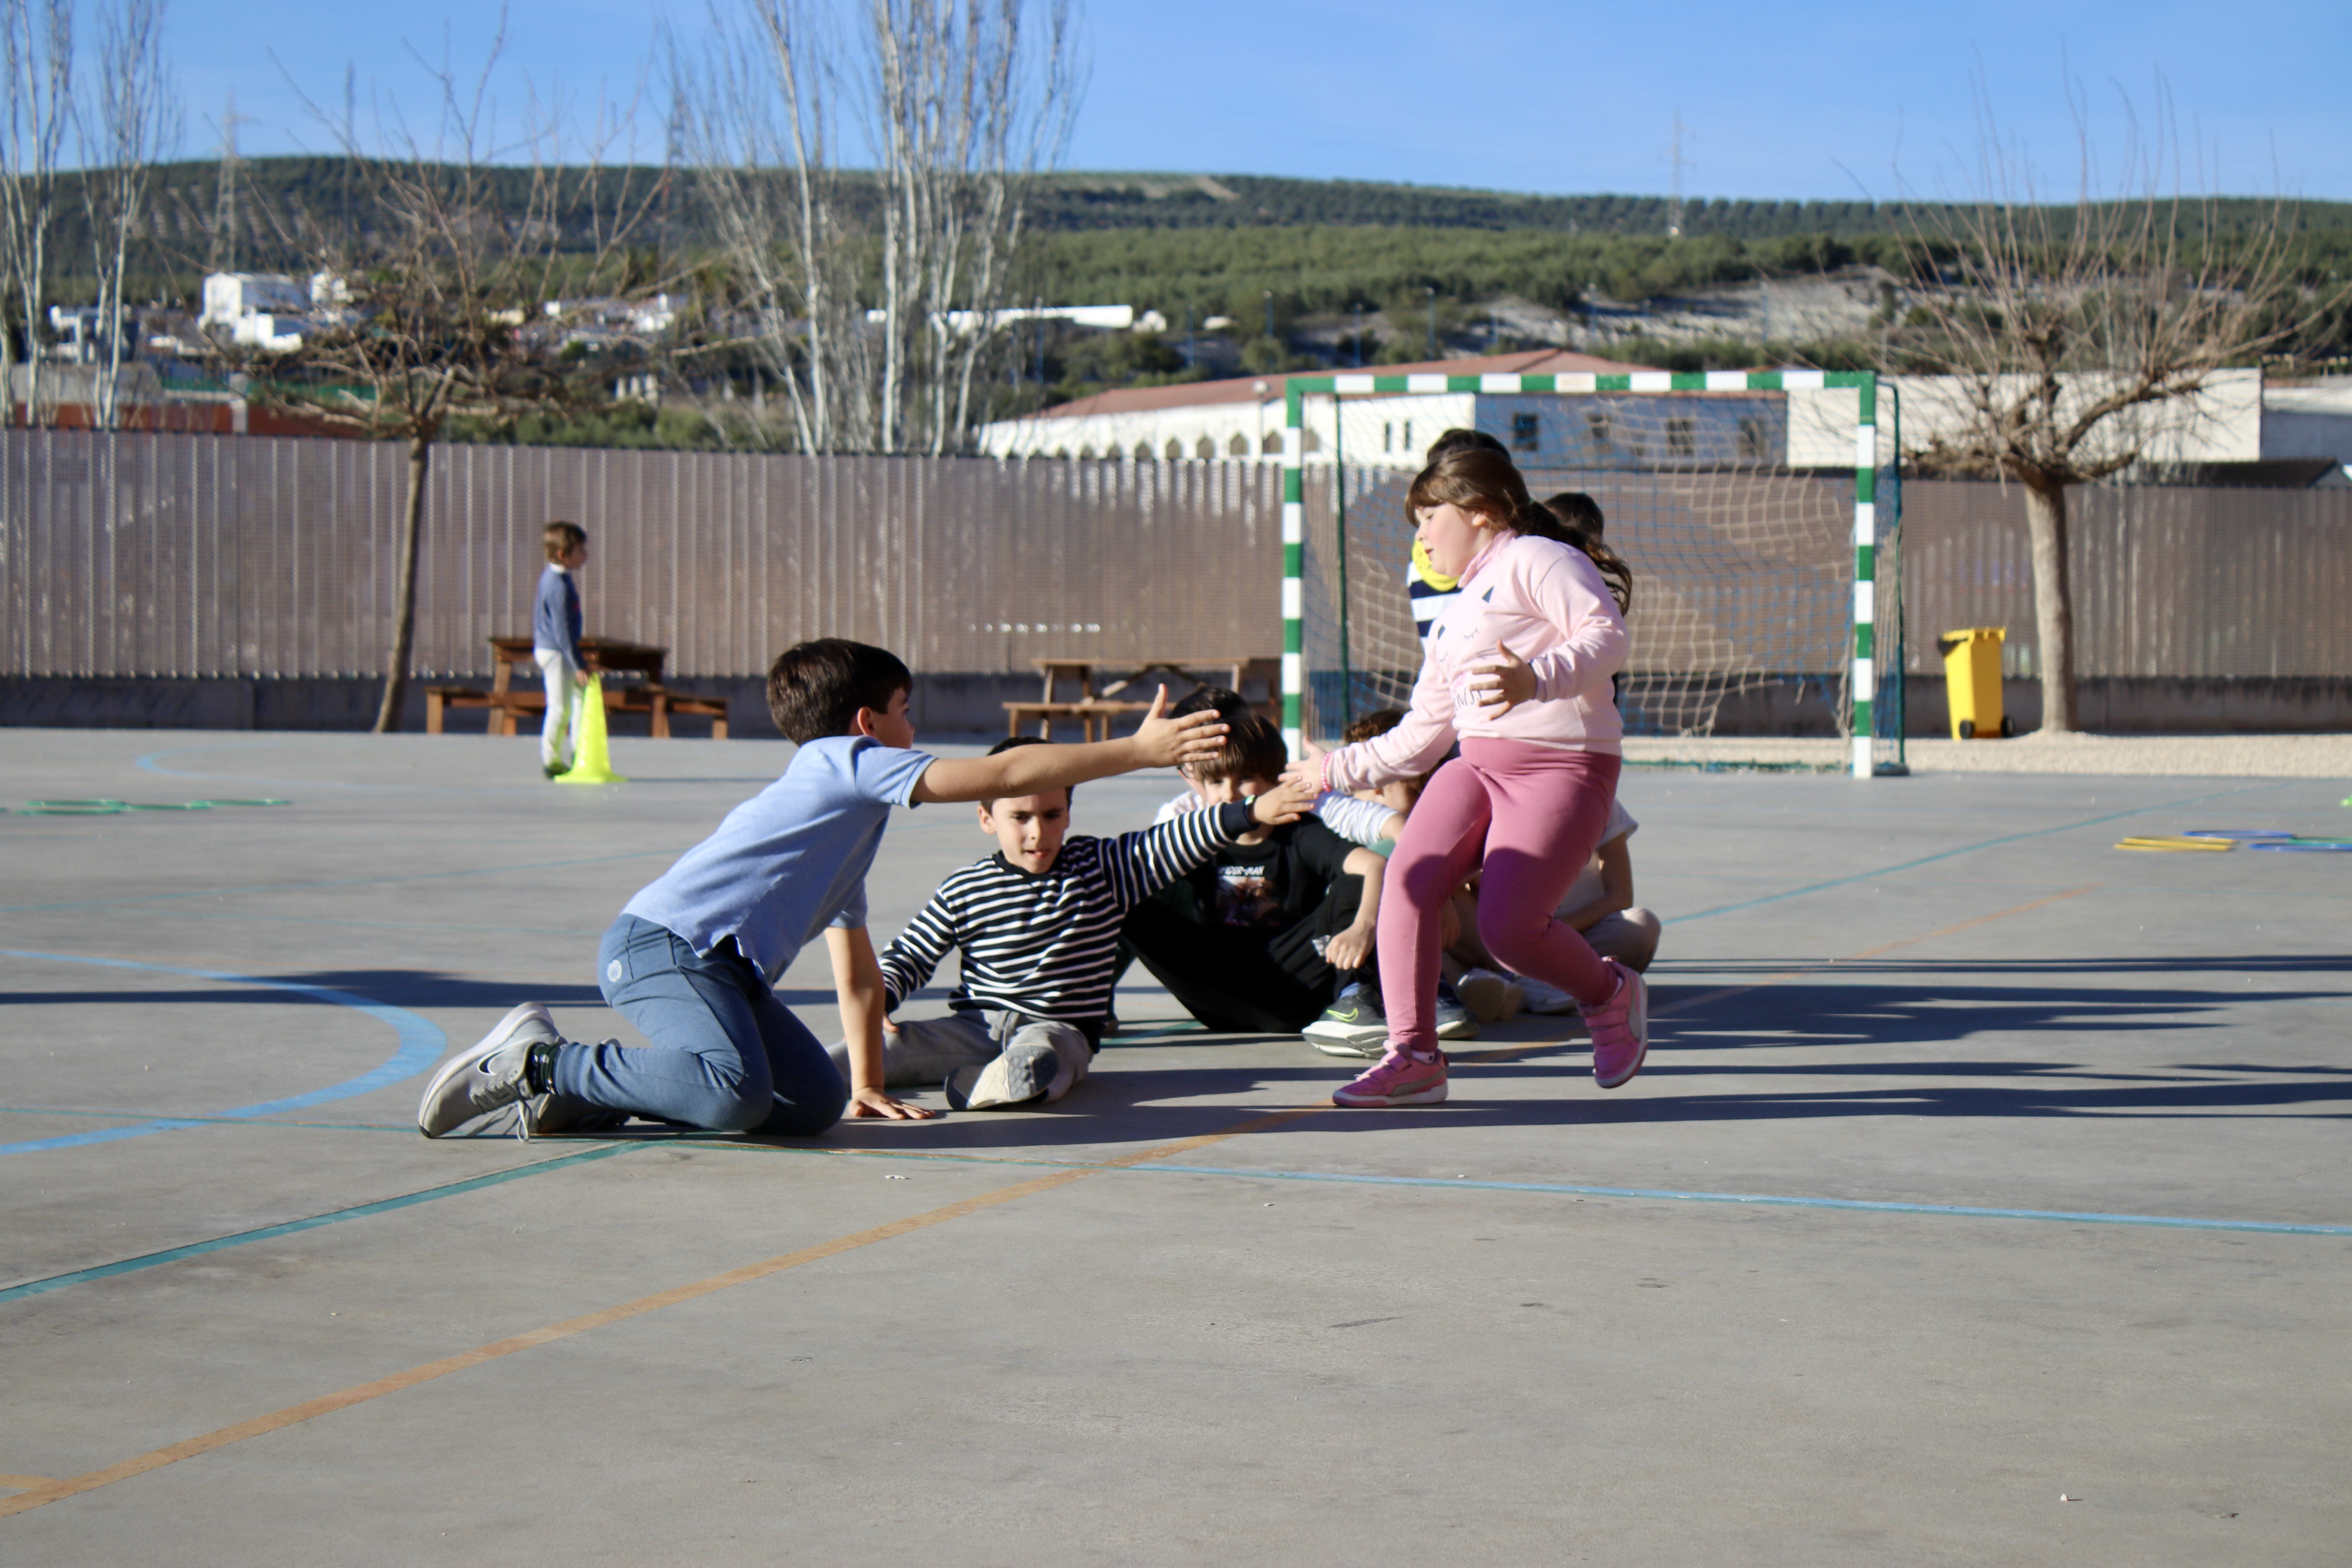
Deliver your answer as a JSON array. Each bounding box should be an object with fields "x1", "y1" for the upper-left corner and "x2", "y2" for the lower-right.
[{"x1": 0, "y1": 431, "x2": 1282, "y2": 680}]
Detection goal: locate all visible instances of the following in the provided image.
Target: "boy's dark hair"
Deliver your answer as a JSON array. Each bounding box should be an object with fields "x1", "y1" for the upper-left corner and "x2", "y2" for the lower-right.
[
  {"x1": 1170, "y1": 683, "x2": 1253, "y2": 722},
  {"x1": 981, "y1": 734, "x2": 1069, "y2": 812},
  {"x1": 1190, "y1": 713, "x2": 1288, "y2": 786},
  {"x1": 1342, "y1": 707, "x2": 1409, "y2": 746},
  {"x1": 543, "y1": 520, "x2": 587, "y2": 562},
  {"x1": 1425, "y1": 427, "x2": 1508, "y2": 463},
  {"x1": 766, "y1": 639, "x2": 914, "y2": 744}
]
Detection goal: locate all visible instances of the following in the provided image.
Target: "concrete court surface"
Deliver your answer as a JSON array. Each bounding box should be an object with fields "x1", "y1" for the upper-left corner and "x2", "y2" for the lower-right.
[{"x1": 0, "y1": 728, "x2": 2346, "y2": 1566}]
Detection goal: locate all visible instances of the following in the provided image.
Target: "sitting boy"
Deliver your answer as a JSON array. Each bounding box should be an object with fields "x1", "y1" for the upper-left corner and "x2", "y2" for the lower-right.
[
  {"x1": 1120, "y1": 714, "x2": 1394, "y2": 1050},
  {"x1": 416, "y1": 639, "x2": 1229, "y2": 1140},
  {"x1": 1149, "y1": 687, "x2": 1396, "y2": 847},
  {"x1": 828, "y1": 736, "x2": 1311, "y2": 1110}
]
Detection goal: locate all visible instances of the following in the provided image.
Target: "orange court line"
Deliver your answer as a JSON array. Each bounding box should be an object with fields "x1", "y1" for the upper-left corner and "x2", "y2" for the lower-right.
[
  {"x1": 1461, "y1": 885, "x2": 2102, "y2": 1064},
  {"x1": 0, "y1": 1105, "x2": 1329, "y2": 1521},
  {"x1": 0, "y1": 1476, "x2": 56, "y2": 1490}
]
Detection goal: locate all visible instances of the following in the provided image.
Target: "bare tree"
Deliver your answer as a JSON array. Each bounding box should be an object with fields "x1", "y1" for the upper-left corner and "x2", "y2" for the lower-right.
[
  {"x1": 1, "y1": 0, "x2": 73, "y2": 427},
  {"x1": 239, "y1": 30, "x2": 667, "y2": 731},
  {"x1": 75, "y1": 0, "x2": 177, "y2": 429},
  {"x1": 1894, "y1": 86, "x2": 2343, "y2": 732},
  {"x1": 674, "y1": 0, "x2": 1079, "y2": 455}
]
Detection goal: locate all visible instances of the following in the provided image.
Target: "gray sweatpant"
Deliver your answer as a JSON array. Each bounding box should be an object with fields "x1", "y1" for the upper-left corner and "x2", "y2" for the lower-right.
[{"x1": 827, "y1": 1010, "x2": 1093, "y2": 1109}]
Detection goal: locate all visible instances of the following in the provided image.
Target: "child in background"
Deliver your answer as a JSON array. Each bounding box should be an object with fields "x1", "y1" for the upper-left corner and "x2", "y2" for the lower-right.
[
  {"x1": 833, "y1": 736, "x2": 1311, "y2": 1110},
  {"x1": 1289, "y1": 445, "x2": 1645, "y2": 1107},
  {"x1": 533, "y1": 521, "x2": 594, "y2": 779},
  {"x1": 1150, "y1": 687, "x2": 1395, "y2": 848},
  {"x1": 1510, "y1": 796, "x2": 1661, "y2": 1012},
  {"x1": 1121, "y1": 715, "x2": 1395, "y2": 1050},
  {"x1": 416, "y1": 639, "x2": 1229, "y2": 1140}
]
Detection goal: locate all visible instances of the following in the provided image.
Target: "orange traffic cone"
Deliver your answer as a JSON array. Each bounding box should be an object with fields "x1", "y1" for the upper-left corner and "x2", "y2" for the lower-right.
[{"x1": 556, "y1": 675, "x2": 626, "y2": 785}]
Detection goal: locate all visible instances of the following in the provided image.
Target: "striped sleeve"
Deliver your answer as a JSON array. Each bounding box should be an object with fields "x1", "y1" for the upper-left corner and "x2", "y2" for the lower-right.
[
  {"x1": 1099, "y1": 801, "x2": 1252, "y2": 911},
  {"x1": 877, "y1": 880, "x2": 964, "y2": 1010}
]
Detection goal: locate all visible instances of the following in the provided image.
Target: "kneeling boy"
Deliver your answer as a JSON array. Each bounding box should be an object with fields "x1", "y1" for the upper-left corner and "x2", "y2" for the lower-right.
[
  {"x1": 831, "y1": 737, "x2": 1311, "y2": 1110},
  {"x1": 416, "y1": 640, "x2": 1228, "y2": 1139}
]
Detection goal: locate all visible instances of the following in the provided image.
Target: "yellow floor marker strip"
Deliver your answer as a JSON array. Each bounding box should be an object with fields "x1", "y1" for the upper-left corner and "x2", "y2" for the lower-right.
[
  {"x1": 0, "y1": 1105, "x2": 1328, "y2": 1521},
  {"x1": 2115, "y1": 836, "x2": 2233, "y2": 852},
  {"x1": 1461, "y1": 885, "x2": 2101, "y2": 1064}
]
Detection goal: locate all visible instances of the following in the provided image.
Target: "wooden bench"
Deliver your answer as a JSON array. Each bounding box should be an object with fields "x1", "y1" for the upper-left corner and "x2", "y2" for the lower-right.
[
  {"x1": 425, "y1": 636, "x2": 730, "y2": 739},
  {"x1": 1002, "y1": 655, "x2": 1280, "y2": 740}
]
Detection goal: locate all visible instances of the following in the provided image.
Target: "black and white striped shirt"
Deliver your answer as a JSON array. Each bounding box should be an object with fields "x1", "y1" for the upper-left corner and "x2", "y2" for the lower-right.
[{"x1": 878, "y1": 802, "x2": 1253, "y2": 1027}]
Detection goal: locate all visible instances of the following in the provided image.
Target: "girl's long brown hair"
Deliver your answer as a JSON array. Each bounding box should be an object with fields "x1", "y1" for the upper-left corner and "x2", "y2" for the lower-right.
[{"x1": 1406, "y1": 447, "x2": 1634, "y2": 613}]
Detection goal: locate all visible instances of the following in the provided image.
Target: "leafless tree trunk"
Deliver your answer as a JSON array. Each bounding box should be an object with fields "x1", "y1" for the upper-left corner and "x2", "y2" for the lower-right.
[
  {"x1": 76, "y1": 0, "x2": 175, "y2": 429},
  {"x1": 1, "y1": 0, "x2": 73, "y2": 428},
  {"x1": 2018, "y1": 480, "x2": 2074, "y2": 733},
  {"x1": 375, "y1": 432, "x2": 436, "y2": 731},
  {"x1": 1897, "y1": 80, "x2": 2344, "y2": 732}
]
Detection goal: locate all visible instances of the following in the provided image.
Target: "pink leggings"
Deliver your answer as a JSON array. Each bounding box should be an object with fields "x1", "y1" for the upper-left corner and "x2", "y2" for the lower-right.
[{"x1": 1378, "y1": 739, "x2": 1622, "y2": 1052}]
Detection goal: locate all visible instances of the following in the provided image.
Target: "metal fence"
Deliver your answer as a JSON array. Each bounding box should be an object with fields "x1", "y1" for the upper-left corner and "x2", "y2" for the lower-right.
[
  {"x1": 3, "y1": 429, "x2": 2346, "y2": 687},
  {"x1": 0, "y1": 431, "x2": 1282, "y2": 680}
]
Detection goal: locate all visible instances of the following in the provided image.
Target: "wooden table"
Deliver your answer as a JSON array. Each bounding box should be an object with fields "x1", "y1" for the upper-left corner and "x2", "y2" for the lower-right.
[
  {"x1": 1004, "y1": 655, "x2": 1279, "y2": 741},
  {"x1": 427, "y1": 637, "x2": 730, "y2": 739}
]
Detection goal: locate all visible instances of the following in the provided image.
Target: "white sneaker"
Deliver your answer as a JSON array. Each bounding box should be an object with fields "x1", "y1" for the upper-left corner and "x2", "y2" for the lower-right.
[
  {"x1": 417, "y1": 1003, "x2": 561, "y2": 1136},
  {"x1": 1455, "y1": 968, "x2": 1525, "y2": 1024},
  {"x1": 1512, "y1": 972, "x2": 1578, "y2": 1015}
]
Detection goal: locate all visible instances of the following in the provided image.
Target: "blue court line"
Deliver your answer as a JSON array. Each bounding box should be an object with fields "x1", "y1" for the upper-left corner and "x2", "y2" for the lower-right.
[
  {"x1": 707, "y1": 1144, "x2": 2352, "y2": 1238},
  {"x1": 0, "y1": 1144, "x2": 637, "y2": 1306},
  {"x1": 0, "y1": 951, "x2": 446, "y2": 1156},
  {"x1": 1668, "y1": 782, "x2": 2274, "y2": 925}
]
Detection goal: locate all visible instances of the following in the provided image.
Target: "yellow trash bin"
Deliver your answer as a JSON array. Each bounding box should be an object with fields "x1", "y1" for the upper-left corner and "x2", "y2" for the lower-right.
[{"x1": 1936, "y1": 627, "x2": 2013, "y2": 740}]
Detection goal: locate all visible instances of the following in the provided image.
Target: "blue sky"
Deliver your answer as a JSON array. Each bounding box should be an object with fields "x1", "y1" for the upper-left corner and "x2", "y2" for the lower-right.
[{"x1": 163, "y1": 0, "x2": 2352, "y2": 201}]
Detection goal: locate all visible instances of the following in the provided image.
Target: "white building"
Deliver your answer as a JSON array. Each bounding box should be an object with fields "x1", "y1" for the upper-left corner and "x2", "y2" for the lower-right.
[
  {"x1": 198, "y1": 272, "x2": 347, "y2": 353},
  {"x1": 981, "y1": 353, "x2": 2335, "y2": 479}
]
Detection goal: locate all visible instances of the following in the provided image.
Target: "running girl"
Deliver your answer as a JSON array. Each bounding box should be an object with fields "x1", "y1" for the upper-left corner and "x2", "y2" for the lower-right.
[{"x1": 1286, "y1": 445, "x2": 1642, "y2": 1106}]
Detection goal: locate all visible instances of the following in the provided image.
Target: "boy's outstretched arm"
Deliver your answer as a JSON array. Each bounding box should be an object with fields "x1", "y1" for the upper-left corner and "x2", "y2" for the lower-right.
[
  {"x1": 912, "y1": 687, "x2": 1227, "y2": 805},
  {"x1": 825, "y1": 926, "x2": 936, "y2": 1120}
]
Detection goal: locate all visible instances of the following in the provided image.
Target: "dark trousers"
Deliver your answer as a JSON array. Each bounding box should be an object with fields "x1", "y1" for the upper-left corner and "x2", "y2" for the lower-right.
[{"x1": 1121, "y1": 876, "x2": 1373, "y2": 1034}]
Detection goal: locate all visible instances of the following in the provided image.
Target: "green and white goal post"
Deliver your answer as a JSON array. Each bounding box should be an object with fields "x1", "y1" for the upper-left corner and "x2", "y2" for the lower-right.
[{"x1": 1278, "y1": 369, "x2": 1905, "y2": 778}]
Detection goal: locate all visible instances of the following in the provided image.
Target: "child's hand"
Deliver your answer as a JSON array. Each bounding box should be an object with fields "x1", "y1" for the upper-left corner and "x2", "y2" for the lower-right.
[
  {"x1": 847, "y1": 1085, "x2": 935, "y2": 1120},
  {"x1": 573, "y1": 669, "x2": 593, "y2": 688},
  {"x1": 1131, "y1": 686, "x2": 1227, "y2": 767},
  {"x1": 1465, "y1": 646, "x2": 1536, "y2": 714},
  {"x1": 1278, "y1": 737, "x2": 1327, "y2": 792},
  {"x1": 1249, "y1": 776, "x2": 1318, "y2": 825},
  {"x1": 1325, "y1": 923, "x2": 1375, "y2": 971}
]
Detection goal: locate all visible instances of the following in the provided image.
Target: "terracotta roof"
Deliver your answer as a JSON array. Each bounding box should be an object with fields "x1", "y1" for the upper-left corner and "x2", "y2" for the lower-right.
[{"x1": 1024, "y1": 348, "x2": 1664, "y2": 422}]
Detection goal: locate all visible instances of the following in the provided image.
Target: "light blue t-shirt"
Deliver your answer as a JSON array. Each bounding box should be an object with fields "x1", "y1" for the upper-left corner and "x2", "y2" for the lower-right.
[{"x1": 621, "y1": 736, "x2": 935, "y2": 982}]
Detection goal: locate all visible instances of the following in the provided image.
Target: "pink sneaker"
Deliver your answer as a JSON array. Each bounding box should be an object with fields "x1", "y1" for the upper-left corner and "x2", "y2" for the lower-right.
[
  {"x1": 1332, "y1": 1047, "x2": 1449, "y2": 1107},
  {"x1": 1582, "y1": 959, "x2": 1649, "y2": 1089}
]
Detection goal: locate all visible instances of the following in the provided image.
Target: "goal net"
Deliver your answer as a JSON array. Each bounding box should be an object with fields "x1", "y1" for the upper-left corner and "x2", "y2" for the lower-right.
[{"x1": 1278, "y1": 370, "x2": 1905, "y2": 778}]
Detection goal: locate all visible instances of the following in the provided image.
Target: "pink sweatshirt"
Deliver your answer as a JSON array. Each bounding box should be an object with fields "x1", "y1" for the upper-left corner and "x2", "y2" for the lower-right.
[{"x1": 1325, "y1": 532, "x2": 1628, "y2": 789}]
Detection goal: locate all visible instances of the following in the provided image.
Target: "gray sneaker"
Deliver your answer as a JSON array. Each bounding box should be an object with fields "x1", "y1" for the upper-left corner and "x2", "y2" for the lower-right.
[
  {"x1": 1455, "y1": 968, "x2": 1525, "y2": 1025},
  {"x1": 1303, "y1": 988, "x2": 1389, "y2": 1057},
  {"x1": 943, "y1": 1042, "x2": 1057, "y2": 1110},
  {"x1": 1435, "y1": 982, "x2": 1481, "y2": 1041},
  {"x1": 417, "y1": 1003, "x2": 562, "y2": 1137}
]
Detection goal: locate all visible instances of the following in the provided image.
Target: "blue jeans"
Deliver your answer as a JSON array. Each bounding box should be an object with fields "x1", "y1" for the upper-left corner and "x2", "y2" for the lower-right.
[{"x1": 560, "y1": 914, "x2": 849, "y2": 1136}]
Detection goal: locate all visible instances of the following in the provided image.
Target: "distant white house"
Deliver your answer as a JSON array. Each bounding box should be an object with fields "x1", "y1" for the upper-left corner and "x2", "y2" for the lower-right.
[{"x1": 199, "y1": 272, "x2": 347, "y2": 352}]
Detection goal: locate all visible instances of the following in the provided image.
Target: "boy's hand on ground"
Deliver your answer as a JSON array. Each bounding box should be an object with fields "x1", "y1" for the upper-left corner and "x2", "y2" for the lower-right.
[
  {"x1": 1250, "y1": 776, "x2": 1318, "y2": 825},
  {"x1": 1131, "y1": 686, "x2": 1228, "y2": 768},
  {"x1": 847, "y1": 1085, "x2": 935, "y2": 1120},
  {"x1": 1465, "y1": 646, "x2": 1536, "y2": 714},
  {"x1": 1325, "y1": 923, "x2": 1376, "y2": 971}
]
